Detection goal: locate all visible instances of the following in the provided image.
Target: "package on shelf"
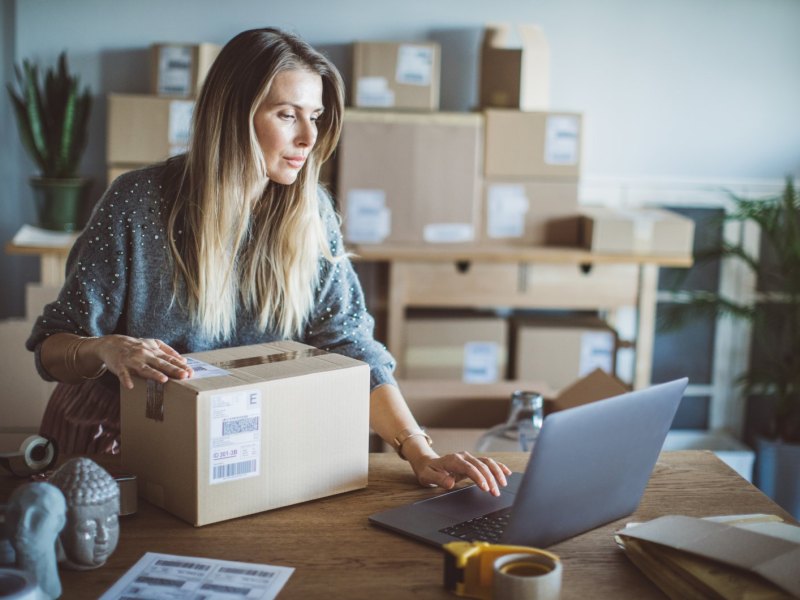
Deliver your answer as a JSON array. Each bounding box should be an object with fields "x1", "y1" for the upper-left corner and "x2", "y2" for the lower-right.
[
  {"x1": 107, "y1": 93, "x2": 194, "y2": 165},
  {"x1": 484, "y1": 109, "x2": 582, "y2": 179},
  {"x1": 338, "y1": 109, "x2": 482, "y2": 244},
  {"x1": 480, "y1": 178, "x2": 579, "y2": 245},
  {"x1": 403, "y1": 316, "x2": 507, "y2": 382},
  {"x1": 479, "y1": 23, "x2": 550, "y2": 111},
  {"x1": 121, "y1": 341, "x2": 369, "y2": 526},
  {"x1": 150, "y1": 43, "x2": 221, "y2": 97},
  {"x1": 351, "y1": 41, "x2": 440, "y2": 110},
  {"x1": 513, "y1": 316, "x2": 618, "y2": 390},
  {"x1": 546, "y1": 206, "x2": 696, "y2": 256}
]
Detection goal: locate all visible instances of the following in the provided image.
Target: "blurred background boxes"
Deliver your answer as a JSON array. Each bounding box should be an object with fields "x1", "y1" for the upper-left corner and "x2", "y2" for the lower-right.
[
  {"x1": 150, "y1": 42, "x2": 221, "y2": 97},
  {"x1": 352, "y1": 41, "x2": 440, "y2": 110}
]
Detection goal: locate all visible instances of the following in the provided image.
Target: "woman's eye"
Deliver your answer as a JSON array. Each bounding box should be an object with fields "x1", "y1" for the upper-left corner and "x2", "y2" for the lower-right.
[{"x1": 279, "y1": 112, "x2": 295, "y2": 121}]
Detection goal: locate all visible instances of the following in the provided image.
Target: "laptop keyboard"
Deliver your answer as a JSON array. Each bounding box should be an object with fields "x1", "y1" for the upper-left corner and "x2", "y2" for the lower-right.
[{"x1": 439, "y1": 507, "x2": 512, "y2": 543}]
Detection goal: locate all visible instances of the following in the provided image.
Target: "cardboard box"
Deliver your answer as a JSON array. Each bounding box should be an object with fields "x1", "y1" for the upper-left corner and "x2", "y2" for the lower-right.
[
  {"x1": 404, "y1": 317, "x2": 508, "y2": 382},
  {"x1": 107, "y1": 94, "x2": 194, "y2": 165},
  {"x1": 546, "y1": 207, "x2": 696, "y2": 256},
  {"x1": 120, "y1": 341, "x2": 369, "y2": 526},
  {"x1": 484, "y1": 109, "x2": 581, "y2": 179},
  {"x1": 514, "y1": 318, "x2": 618, "y2": 390},
  {"x1": 107, "y1": 165, "x2": 145, "y2": 186},
  {"x1": 338, "y1": 110, "x2": 482, "y2": 244},
  {"x1": 151, "y1": 43, "x2": 221, "y2": 97},
  {"x1": 352, "y1": 41, "x2": 440, "y2": 110},
  {"x1": 479, "y1": 23, "x2": 550, "y2": 111},
  {"x1": 480, "y1": 179, "x2": 579, "y2": 244}
]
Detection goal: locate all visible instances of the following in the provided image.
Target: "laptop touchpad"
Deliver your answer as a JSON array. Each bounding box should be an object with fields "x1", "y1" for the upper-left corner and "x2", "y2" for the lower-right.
[{"x1": 417, "y1": 478, "x2": 518, "y2": 521}]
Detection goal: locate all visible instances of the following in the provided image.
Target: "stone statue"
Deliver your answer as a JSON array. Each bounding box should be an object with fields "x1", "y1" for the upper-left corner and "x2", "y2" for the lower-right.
[
  {"x1": 5, "y1": 482, "x2": 67, "y2": 599},
  {"x1": 48, "y1": 458, "x2": 120, "y2": 571}
]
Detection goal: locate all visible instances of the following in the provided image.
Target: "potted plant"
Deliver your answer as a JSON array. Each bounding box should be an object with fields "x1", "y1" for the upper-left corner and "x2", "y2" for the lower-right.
[
  {"x1": 663, "y1": 178, "x2": 799, "y2": 516},
  {"x1": 7, "y1": 51, "x2": 92, "y2": 232}
]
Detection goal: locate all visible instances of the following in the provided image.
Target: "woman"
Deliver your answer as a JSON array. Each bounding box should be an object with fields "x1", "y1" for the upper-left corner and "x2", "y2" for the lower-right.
[{"x1": 26, "y1": 27, "x2": 509, "y2": 495}]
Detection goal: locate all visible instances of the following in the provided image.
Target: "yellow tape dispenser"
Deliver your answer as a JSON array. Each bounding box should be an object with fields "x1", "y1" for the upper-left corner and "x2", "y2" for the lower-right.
[{"x1": 443, "y1": 541, "x2": 560, "y2": 599}]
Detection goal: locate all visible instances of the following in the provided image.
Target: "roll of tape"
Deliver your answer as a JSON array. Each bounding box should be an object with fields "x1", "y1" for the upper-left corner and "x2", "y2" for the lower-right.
[
  {"x1": 0, "y1": 568, "x2": 38, "y2": 600},
  {"x1": 493, "y1": 552, "x2": 562, "y2": 600},
  {"x1": 0, "y1": 436, "x2": 58, "y2": 477}
]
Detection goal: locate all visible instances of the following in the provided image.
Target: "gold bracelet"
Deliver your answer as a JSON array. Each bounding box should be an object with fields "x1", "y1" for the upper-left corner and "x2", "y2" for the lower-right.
[
  {"x1": 392, "y1": 427, "x2": 433, "y2": 461},
  {"x1": 65, "y1": 336, "x2": 107, "y2": 380}
]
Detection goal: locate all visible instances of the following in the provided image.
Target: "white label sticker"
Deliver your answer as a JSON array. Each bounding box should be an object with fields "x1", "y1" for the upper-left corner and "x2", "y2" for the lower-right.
[
  {"x1": 346, "y1": 190, "x2": 391, "y2": 243},
  {"x1": 544, "y1": 115, "x2": 580, "y2": 165},
  {"x1": 185, "y1": 357, "x2": 230, "y2": 379},
  {"x1": 463, "y1": 342, "x2": 500, "y2": 383},
  {"x1": 356, "y1": 76, "x2": 395, "y2": 107},
  {"x1": 579, "y1": 331, "x2": 614, "y2": 376},
  {"x1": 168, "y1": 100, "x2": 194, "y2": 148},
  {"x1": 157, "y1": 46, "x2": 193, "y2": 96},
  {"x1": 487, "y1": 184, "x2": 530, "y2": 239},
  {"x1": 210, "y1": 389, "x2": 261, "y2": 485},
  {"x1": 423, "y1": 223, "x2": 474, "y2": 243},
  {"x1": 396, "y1": 44, "x2": 434, "y2": 86}
]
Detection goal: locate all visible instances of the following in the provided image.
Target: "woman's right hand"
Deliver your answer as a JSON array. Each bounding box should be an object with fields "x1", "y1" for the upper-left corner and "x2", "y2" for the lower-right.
[{"x1": 92, "y1": 335, "x2": 193, "y2": 389}]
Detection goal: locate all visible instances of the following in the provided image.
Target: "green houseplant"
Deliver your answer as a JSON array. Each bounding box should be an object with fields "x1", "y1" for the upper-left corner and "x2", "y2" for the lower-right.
[
  {"x1": 7, "y1": 51, "x2": 92, "y2": 232},
  {"x1": 664, "y1": 178, "x2": 799, "y2": 515}
]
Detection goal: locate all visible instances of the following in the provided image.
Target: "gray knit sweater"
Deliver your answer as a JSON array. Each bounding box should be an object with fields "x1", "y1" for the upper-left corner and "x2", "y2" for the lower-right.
[{"x1": 26, "y1": 164, "x2": 397, "y2": 390}]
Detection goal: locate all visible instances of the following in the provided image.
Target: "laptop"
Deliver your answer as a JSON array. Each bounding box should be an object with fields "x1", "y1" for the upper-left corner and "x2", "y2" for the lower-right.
[{"x1": 369, "y1": 378, "x2": 688, "y2": 548}]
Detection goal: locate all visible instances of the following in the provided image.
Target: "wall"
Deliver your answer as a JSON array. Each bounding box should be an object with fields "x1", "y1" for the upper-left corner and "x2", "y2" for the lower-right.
[{"x1": 3, "y1": 0, "x2": 800, "y2": 318}]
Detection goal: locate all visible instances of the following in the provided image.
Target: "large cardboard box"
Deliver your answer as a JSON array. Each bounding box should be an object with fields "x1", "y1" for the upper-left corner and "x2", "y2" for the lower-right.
[
  {"x1": 514, "y1": 318, "x2": 618, "y2": 390},
  {"x1": 352, "y1": 41, "x2": 440, "y2": 110},
  {"x1": 107, "y1": 94, "x2": 194, "y2": 165},
  {"x1": 479, "y1": 23, "x2": 550, "y2": 111},
  {"x1": 404, "y1": 317, "x2": 507, "y2": 382},
  {"x1": 338, "y1": 110, "x2": 482, "y2": 244},
  {"x1": 484, "y1": 109, "x2": 581, "y2": 179},
  {"x1": 546, "y1": 207, "x2": 695, "y2": 256},
  {"x1": 120, "y1": 341, "x2": 369, "y2": 526},
  {"x1": 150, "y1": 43, "x2": 221, "y2": 97},
  {"x1": 480, "y1": 179, "x2": 579, "y2": 245}
]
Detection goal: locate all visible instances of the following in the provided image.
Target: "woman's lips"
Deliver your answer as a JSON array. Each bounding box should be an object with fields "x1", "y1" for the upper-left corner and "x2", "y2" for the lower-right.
[{"x1": 285, "y1": 156, "x2": 306, "y2": 168}]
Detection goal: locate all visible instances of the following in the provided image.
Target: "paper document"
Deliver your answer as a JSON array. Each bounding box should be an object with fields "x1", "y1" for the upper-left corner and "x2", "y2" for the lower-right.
[
  {"x1": 99, "y1": 552, "x2": 294, "y2": 599},
  {"x1": 12, "y1": 224, "x2": 79, "y2": 247}
]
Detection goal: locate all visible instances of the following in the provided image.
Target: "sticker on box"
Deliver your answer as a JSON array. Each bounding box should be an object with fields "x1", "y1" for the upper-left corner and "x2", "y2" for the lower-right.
[
  {"x1": 346, "y1": 190, "x2": 391, "y2": 243},
  {"x1": 210, "y1": 389, "x2": 261, "y2": 484},
  {"x1": 423, "y1": 223, "x2": 474, "y2": 243},
  {"x1": 168, "y1": 100, "x2": 194, "y2": 147},
  {"x1": 487, "y1": 184, "x2": 530, "y2": 238},
  {"x1": 157, "y1": 46, "x2": 193, "y2": 96},
  {"x1": 578, "y1": 331, "x2": 614, "y2": 377},
  {"x1": 544, "y1": 115, "x2": 580, "y2": 165},
  {"x1": 356, "y1": 76, "x2": 395, "y2": 107},
  {"x1": 395, "y1": 44, "x2": 434, "y2": 86},
  {"x1": 463, "y1": 341, "x2": 500, "y2": 383},
  {"x1": 184, "y1": 357, "x2": 229, "y2": 379}
]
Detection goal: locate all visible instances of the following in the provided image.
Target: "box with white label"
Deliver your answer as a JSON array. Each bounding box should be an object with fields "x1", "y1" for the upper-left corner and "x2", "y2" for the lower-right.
[
  {"x1": 481, "y1": 179, "x2": 578, "y2": 245},
  {"x1": 150, "y1": 43, "x2": 221, "y2": 97},
  {"x1": 404, "y1": 317, "x2": 508, "y2": 382},
  {"x1": 352, "y1": 41, "x2": 440, "y2": 110},
  {"x1": 484, "y1": 109, "x2": 582, "y2": 179},
  {"x1": 514, "y1": 318, "x2": 617, "y2": 391},
  {"x1": 107, "y1": 94, "x2": 194, "y2": 165},
  {"x1": 120, "y1": 341, "x2": 369, "y2": 526},
  {"x1": 338, "y1": 109, "x2": 482, "y2": 245}
]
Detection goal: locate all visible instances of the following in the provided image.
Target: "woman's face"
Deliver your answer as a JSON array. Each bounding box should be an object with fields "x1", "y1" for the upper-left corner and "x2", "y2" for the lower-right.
[{"x1": 254, "y1": 68, "x2": 324, "y2": 185}]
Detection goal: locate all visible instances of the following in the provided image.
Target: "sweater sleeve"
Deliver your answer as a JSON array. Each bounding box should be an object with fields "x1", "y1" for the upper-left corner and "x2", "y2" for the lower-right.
[{"x1": 302, "y1": 191, "x2": 398, "y2": 390}]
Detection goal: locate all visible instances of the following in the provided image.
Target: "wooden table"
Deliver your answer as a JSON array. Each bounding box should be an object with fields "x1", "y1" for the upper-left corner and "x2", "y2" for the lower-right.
[{"x1": 1, "y1": 451, "x2": 793, "y2": 599}]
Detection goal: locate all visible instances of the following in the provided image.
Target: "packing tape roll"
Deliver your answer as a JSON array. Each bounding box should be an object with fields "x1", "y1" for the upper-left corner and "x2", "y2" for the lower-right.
[
  {"x1": 492, "y1": 552, "x2": 562, "y2": 600},
  {"x1": 0, "y1": 436, "x2": 58, "y2": 477},
  {"x1": 0, "y1": 568, "x2": 38, "y2": 600}
]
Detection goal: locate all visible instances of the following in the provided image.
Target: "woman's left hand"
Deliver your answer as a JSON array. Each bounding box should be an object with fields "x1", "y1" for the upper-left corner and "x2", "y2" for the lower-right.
[{"x1": 409, "y1": 452, "x2": 512, "y2": 497}]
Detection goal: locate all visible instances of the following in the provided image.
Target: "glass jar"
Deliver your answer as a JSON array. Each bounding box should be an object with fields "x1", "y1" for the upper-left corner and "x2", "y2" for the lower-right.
[{"x1": 475, "y1": 391, "x2": 544, "y2": 452}]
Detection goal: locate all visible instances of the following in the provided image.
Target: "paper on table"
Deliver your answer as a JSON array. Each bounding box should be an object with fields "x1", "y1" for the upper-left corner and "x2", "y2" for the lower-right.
[
  {"x1": 12, "y1": 224, "x2": 79, "y2": 247},
  {"x1": 98, "y1": 552, "x2": 294, "y2": 600}
]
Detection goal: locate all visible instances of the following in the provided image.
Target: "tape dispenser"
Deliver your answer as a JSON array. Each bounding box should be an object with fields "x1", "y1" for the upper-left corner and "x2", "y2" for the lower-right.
[{"x1": 0, "y1": 435, "x2": 59, "y2": 477}]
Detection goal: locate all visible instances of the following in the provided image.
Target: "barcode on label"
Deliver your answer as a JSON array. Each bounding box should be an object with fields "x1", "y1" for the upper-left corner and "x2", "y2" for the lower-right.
[
  {"x1": 222, "y1": 416, "x2": 259, "y2": 436},
  {"x1": 155, "y1": 559, "x2": 210, "y2": 571},
  {"x1": 213, "y1": 460, "x2": 256, "y2": 480},
  {"x1": 219, "y1": 567, "x2": 276, "y2": 579}
]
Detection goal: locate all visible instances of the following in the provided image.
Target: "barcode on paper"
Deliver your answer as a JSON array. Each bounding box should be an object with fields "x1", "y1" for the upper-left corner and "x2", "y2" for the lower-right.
[{"x1": 213, "y1": 460, "x2": 257, "y2": 481}]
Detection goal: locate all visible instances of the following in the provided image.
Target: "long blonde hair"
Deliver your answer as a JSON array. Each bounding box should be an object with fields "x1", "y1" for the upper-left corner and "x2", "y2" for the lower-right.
[{"x1": 163, "y1": 28, "x2": 344, "y2": 341}]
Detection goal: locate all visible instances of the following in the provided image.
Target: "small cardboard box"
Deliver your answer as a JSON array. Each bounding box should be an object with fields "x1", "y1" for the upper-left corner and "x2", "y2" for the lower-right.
[
  {"x1": 484, "y1": 109, "x2": 581, "y2": 179},
  {"x1": 150, "y1": 43, "x2": 221, "y2": 97},
  {"x1": 107, "y1": 94, "x2": 194, "y2": 165},
  {"x1": 546, "y1": 206, "x2": 695, "y2": 256},
  {"x1": 479, "y1": 23, "x2": 550, "y2": 111},
  {"x1": 352, "y1": 41, "x2": 440, "y2": 110},
  {"x1": 514, "y1": 318, "x2": 618, "y2": 391},
  {"x1": 338, "y1": 110, "x2": 482, "y2": 244},
  {"x1": 404, "y1": 317, "x2": 508, "y2": 382},
  {"x1": 120, "y1": 341, "x2": 369, "y2": 526},
  {"x1": 480, "y1": 178, "x2": 579, "y2": 245}
]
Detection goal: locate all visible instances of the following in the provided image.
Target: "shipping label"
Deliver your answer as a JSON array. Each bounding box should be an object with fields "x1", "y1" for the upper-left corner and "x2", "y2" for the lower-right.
[{"x1": 210, "y1": 389, "x2": 261, "y2": 485}]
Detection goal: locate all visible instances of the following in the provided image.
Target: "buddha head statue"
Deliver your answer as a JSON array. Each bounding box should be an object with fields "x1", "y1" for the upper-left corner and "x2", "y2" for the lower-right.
[{"x1": 48, "y1": 458, "x2": 120, "y2": 571}]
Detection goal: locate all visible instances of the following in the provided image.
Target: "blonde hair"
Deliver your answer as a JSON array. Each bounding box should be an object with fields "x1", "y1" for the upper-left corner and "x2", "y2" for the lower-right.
[{"x1": 163, "y1": 28, "x2": 344, "y2": 341}]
